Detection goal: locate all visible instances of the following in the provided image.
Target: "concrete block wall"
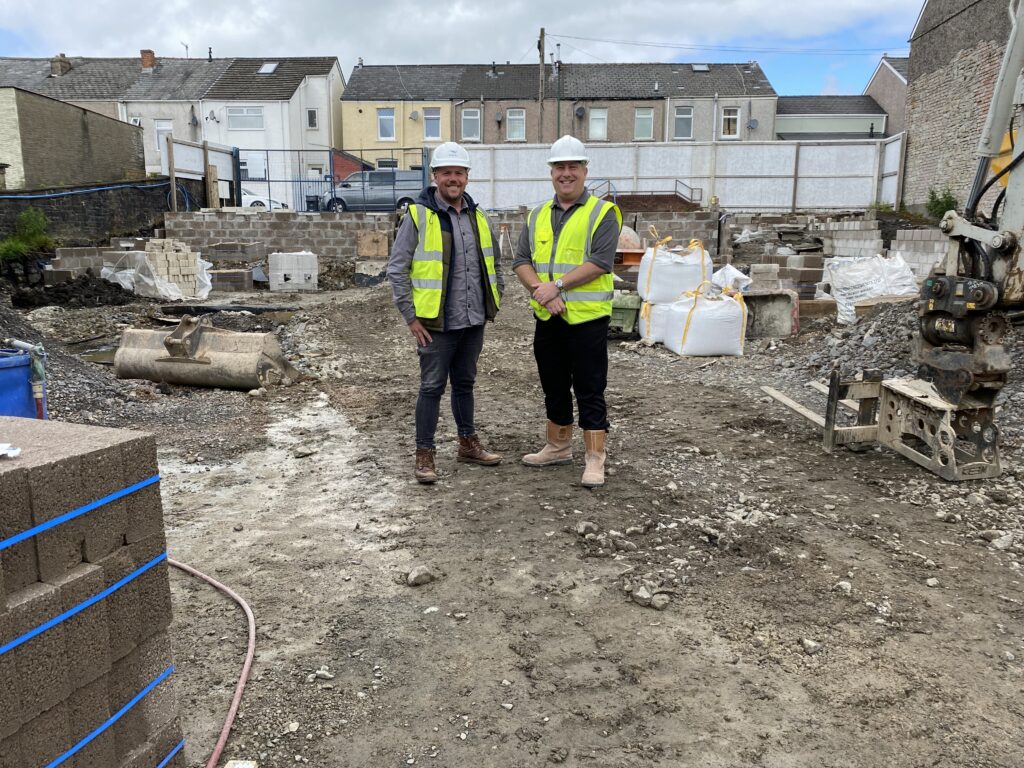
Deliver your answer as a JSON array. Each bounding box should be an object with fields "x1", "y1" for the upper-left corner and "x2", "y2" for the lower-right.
[
  {"x1": 165, "y1": 210, "x2": 396, "y2": 270},
  {"x1": 890, "y1": 227, "x2": 948, "y2": 279},
  {"x1": 0, "y1": 417, "x2": 183, "y2": 768},
  {"x1": 811, "y1": 219, "x2": 884, "y2": 258}
]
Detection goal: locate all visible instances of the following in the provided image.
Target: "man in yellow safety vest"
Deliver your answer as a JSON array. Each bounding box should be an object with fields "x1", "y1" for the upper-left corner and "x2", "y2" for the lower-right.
[
  {"x1": 387, "y1": 142, "x2": 503, "y2": 484},
  {"x1": 512, "y1": 136, "x2": 622, "y2": 488}
]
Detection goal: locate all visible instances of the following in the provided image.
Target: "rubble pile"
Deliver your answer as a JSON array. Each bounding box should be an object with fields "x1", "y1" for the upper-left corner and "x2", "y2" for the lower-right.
[{"x1": 10, "y1": 274, "x2": 142, "y2": 309}]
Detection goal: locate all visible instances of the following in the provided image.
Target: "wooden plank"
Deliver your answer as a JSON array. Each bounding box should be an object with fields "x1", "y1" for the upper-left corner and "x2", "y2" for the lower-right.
[
  {"x1": 832, "y1": 425, "x2": 879, "y2": 445},
  {"x1": 761, "y1": 386, "x2": 825, "y2": 428}
]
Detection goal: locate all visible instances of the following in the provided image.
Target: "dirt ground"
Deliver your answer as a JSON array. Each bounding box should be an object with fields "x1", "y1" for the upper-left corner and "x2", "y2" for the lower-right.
[{"x1": 5, "y1": 283, "x2": 1024, "y2": 768}]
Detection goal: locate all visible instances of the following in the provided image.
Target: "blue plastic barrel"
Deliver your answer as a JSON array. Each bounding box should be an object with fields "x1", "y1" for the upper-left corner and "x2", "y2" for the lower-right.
[{"x1": 0, "y1": 351, "x2": 46, "y2": 419}]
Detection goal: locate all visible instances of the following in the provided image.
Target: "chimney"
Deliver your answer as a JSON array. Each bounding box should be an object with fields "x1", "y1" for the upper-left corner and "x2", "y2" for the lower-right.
[
  {"x1": 49, "y1": 53, "x2": 72, "y2": 77},
  {"x1": 140, "y1": 49, "x2": 156, "y2": 70}
]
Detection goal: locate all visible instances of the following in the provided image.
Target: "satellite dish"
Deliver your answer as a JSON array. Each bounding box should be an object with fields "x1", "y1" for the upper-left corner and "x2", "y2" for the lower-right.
[
  {"x1": 747, "y1": 118, "x2": 759, "y2": 130},
  {"x1": 575, "y1": 105, "x2": 586, "y2": 118},
  {"x1": 409, "y1": 110, "x2": 420, "y2": 121}
]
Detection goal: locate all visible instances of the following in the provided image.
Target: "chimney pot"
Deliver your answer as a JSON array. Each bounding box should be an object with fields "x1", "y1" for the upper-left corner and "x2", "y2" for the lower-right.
[{"x1": 140, "y1": 49, "x2": 156, "y2": 70}]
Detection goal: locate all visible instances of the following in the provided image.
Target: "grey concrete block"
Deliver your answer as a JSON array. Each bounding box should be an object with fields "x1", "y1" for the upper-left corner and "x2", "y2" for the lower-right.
[
  {"x1": 51, "y1": 563, "x2": 110, "y2": 689},
  {"x1": 4, "y1": 581, "x2": 71, "y2": 724}
]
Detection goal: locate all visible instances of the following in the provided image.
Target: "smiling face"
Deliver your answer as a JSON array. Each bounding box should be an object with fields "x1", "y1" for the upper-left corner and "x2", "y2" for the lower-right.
[
  {"x1": 432, "y1": 166, "x2": 469, "y2": 206},
  {"x1": 549, "y1": 161, "x2": 588, "y2": 205}
]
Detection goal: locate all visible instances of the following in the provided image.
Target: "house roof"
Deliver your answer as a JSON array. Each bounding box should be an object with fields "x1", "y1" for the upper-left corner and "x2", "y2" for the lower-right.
[
  {"x1": 203, "y1": 57, "x2": 339, "y2": 100},
  {"x1": 0, "y1": 56, "x2": 140, "y2": 101},
  {"x1": 343, "y1": 61, "x2": 777, "y2": 101},
  {"x1": 883, "y1": 56, "x2": 909, "y2": 80},
  {"x1": 776, "y1": 95, "x2": 885, "y2": 115},
  {"x1": 0, "y1": 54, "x2": 336, "y2": 103}
]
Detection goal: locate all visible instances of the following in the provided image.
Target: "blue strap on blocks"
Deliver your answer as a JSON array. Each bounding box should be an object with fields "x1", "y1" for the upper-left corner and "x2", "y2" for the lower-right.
[
  {"x1": 0, "y1": 474, "x2": 161, "y2": 553},
  {"x1": 43, "y1": 665, "x2": 175, "y2": 768}
]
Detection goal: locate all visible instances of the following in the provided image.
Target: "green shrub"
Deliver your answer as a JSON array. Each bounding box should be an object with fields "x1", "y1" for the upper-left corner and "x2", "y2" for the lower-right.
[
  {"x1": 869, "y1": 201, "x2": 894, "y2": 212},
  {"x1": 0, "y1": 208, "x2": 53, "y2": 263},
  {"x1": 926, "y1": 187, "x2": 958, "y2": 220}
]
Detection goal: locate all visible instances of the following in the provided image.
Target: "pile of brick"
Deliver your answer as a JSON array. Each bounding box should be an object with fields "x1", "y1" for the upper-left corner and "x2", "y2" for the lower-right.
[
  {"x1": 0, "y1": 417, "x2": 183, "y2": 768},
  {"x1": 209, "y1": 269, "x2": 254, "y2": 292},
  {"x1": 142, "y1": 239, "x2": 200, "y2": 297},
  {"x1": 889, "y1": 228, "x2": 949, "y2": 279},
  {"x1": 44, "y1": 247, "x2": 107, "y2": 285}
]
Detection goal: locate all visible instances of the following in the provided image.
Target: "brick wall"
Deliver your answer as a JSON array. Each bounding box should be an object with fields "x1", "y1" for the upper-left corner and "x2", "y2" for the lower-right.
[
  {"x1": 0, "y1": 177, "x2": 205, "y2": 245},
  {"x1": 9, "y1": 89, "x2": 145, "y2": 189}
]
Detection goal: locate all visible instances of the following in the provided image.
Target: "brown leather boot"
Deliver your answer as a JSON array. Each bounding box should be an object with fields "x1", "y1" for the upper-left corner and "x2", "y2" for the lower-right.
[
  {"x1": 457, "y1": 434, "x2": 502, "y2": 466},
  {"x1": 581, "y1": 430, "x2": 606, "y2": 488},
  {"x1": 415, "y1": 448, "x2": 438, "y2": 484},
  {"x1": 522, "y1": 421, "x2": 573, "y2": 467}
]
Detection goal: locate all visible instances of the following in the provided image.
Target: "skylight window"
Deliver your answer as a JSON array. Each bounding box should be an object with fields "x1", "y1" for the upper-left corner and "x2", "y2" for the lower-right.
[
  {"x1": 258, "y1": 62, "x2": 279, "y2": 74},
  {"x1": 691, "y1": 64, "x2": 710, "y2": 72}
]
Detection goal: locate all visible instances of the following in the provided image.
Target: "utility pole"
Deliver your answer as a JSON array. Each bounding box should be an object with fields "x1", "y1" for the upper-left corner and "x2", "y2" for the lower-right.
[{"x1": 538, "y1": 28, "x2": 545, "y2": 144}]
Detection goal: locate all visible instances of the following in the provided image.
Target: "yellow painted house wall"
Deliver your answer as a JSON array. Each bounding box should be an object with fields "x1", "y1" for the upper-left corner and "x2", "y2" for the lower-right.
[{"x1": 340, "y1": 100, "x2": 450, "y2": 169}]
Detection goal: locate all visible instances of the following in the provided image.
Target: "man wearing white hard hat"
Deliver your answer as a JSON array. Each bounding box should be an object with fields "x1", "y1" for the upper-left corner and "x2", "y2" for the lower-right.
[
  {"x1": 512, "y1": 135, "x2": 622, "y2": 488},
  {"x1": 387, "y1": 142, "x2": 504, "y2": 484}
]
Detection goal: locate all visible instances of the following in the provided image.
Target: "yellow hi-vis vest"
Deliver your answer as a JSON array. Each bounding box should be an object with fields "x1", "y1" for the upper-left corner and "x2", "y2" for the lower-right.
[
  {"x1": 528, "y1": 196, "x2": 621, "y2": 324},
  {"x1": 408, "y1": 203, "x2": 500, "y2": 321}
]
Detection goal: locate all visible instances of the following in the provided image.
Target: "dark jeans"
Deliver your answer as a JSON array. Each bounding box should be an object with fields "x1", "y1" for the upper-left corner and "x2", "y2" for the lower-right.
[
  {"x1": 415, "y1": 325, "x2": 485, "y2": 449},
  {"x1": 533, "y1": 315, "x2": 609, "y2": 431}
]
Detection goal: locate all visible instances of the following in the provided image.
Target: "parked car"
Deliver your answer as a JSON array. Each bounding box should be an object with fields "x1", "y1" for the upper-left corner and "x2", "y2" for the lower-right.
[
  {"x1": 241, "y1": 187, "x2": 289, "y2": 210},
  {"x1": 321, "y1": 170, "x2": 424, "y2": 212}
]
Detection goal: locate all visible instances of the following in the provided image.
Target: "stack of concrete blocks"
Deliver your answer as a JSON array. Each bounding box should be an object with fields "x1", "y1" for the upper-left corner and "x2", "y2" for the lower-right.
[
  {"x1": 748, "y1": 263, "x2": 781, "y2": 291},
  {"x1": 110, "y1": 238, "x2": 150, "y2": 252},
  {"x1": 143, "y1": 239, "x2": 200, "y2": 297},
  {"x1": 890, "y1": 228, "x2": 949, "y2": 280},
  {"x1": 269, "y1": 251, "x2": 318, "y2": 292},
  {"x1": 0, "y1": 417, "x2": 183, "y2": 768},
  {"x1": 811, "y1": 219, "x2": 885, "y2": 259},
  {"x1": 44, "y1": 247, "x2": 109, "y2": 285},
  {"x1": 205, "y1": 241, "x2": 266, "y2": 263},
  {"x1": 209, "y1": 269, "x2": 255, "y2": 292}
]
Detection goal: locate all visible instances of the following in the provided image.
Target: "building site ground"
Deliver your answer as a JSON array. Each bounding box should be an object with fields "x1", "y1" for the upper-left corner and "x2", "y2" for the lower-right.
[{"x1": 2, "y1": 276, "x2": 1023, "y2": 768}]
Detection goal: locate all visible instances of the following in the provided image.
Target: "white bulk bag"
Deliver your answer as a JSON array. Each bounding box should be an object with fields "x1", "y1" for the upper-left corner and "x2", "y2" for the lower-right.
[
  {"x1": 663, "y1": 294, "x2": 747, "y2": 357},
  {"x1": 637, "y1": 239, "x2": 712, "y2": 304},
  {"x1": 638, "y1": 301, "x2": 673, "y2": 344},
  {"x1": 824, "y1": 254, "x2": 917, "y2": 325}
]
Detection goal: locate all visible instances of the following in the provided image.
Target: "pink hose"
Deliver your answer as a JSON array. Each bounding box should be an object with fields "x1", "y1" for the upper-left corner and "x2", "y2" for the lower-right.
[{"x1": 169, "y1": 558, "x2": 256, "y2": 768}]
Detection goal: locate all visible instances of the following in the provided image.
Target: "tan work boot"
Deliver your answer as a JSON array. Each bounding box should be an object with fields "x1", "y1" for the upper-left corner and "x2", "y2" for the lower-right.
[
  {"x1": 581, "y1": 430, "x2": 606, "y2": 488},
  {"x1": 415, "y1": 448, "x2": 438, "y2": 484},
  {"x1": 457, "y1": 434, "x2": 502, "y2": 466},
  {"x1": 522, "y1": 421, "x2": 573, "y2": 467}
]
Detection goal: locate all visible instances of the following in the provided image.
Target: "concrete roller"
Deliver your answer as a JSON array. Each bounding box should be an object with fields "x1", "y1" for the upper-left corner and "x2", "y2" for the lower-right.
[{"x1": 114, "y1": 315, "x2": 300, "y2": 390}]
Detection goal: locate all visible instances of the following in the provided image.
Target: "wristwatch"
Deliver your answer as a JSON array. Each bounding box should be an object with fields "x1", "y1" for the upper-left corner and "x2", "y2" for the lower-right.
[{"x1": 554, "y1": 278, "x2": 564, "y2": 289}]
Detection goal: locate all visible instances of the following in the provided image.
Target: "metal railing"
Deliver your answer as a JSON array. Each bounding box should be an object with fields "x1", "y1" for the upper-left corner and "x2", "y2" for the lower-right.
[{"x1": 675, "y1": 179, "x2": 703, "y2": 203}]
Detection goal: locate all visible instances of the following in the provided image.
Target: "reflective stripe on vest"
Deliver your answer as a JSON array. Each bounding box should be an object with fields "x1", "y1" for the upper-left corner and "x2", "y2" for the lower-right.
[
  {"x1": 528, "y1": 197, "x2": 621, "y2": 324},
  {"x1": 408, "y1": 203, "x2": 500, "y2": 320}
]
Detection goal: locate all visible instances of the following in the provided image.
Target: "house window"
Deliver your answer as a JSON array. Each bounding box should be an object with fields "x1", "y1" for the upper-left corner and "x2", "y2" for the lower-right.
[
  {"x1": 376, "y1": 158, "x2": 398, "y2": 168},
  {"x1": 154, "y1": 119, "x2": 173, "y2": 153},
  {"x1": 721, "y1": 107, "x2": 740, "y2": 139},
  {"x1": 227, "y1": 107, "x2": 264, "y2": 131},
  {"x1": 129, "y1": 115, "x2": 143, "y2": 127},
  {"x1": 239, "y1": 152, "x2": 267, "y2": 180},
  {"x1": 462, "y1": 108, "x2": 481, "y2": 141},
  {"x1": 306, "y1": 109, "x2": 318, "y2": 129},
  {"x1": 258, "y1": 62, "x2": 279, "y2": 74},
  {"x1": 589, "y1": 107, "x2": 608, "y2": 141},
  {"x1": 634, "y1": 108, "x2": 654, "y2": 140},
  {"x1": 423, "y1": 107, "x2": 441, "y2": 140},
  {"x1": 377, "y1": 108, "x2": 395, "y2": 140},
  {"x1": 673, "y1": 106, "x2": 693, "y2": 140},
  {"x1": 506, "y1": 108, "x2": 526, "y2": 141}
]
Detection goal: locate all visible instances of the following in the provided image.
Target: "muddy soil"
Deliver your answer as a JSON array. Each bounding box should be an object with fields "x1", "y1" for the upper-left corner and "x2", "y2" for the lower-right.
[{"x1": 6, "y1": 284, "x2": 1024, "y2": 768}]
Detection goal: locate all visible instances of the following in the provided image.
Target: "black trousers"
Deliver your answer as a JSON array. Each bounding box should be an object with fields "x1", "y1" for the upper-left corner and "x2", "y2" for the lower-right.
[{"x1": 533, "y1": 315, "x2": 609, "y2": 431}]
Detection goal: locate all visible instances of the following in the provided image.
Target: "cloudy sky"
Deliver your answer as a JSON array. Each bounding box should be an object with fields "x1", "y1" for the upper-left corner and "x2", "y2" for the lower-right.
[{"x1": 0, "y1": 0, "x2": 923, "y2": 94}]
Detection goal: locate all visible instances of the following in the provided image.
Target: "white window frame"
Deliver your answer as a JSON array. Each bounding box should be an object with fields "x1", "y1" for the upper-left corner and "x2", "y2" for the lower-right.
[
  {"x1": 634, "y1": 107, "x2": 654, "y2": 141},
  {"x1": 721, "y1": 107, "x2": 740, "y2": 139},
  {"x1": 423, "y1": 107, "x2": 441, "y2": 141},
  {"x1": 673, "y1": 106, "x2": 694, "y2": 140},
  {"x1": 306, "y1": 108, "x2": 318, "y2": 130},
  {"x1": 506, "y1": 108, "x2": 526, "y2": 142},
  {"x1": 154, "y1": 119, "x2": 173, "y2": 153},
  {"x1": 589, "y1": 107, "x2": 608, "y2": 141},
  {"x1": 461, "y1": 108, "x2": 481, "y2": 141},
  {"x1": 377, "y1": 108, "x2": 395, "y2": 141},
  {"x1": 226, "y1": 106, "x2": 264, "y2": 131}
]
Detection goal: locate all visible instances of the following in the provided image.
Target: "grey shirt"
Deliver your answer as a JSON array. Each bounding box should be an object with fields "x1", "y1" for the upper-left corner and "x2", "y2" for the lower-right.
[
  {"x1": 387, "y1": 190, "x2": 504, "y2": 329},
  {"x1": 512, "y1": 191, "x2": 620, "y2": 274}
]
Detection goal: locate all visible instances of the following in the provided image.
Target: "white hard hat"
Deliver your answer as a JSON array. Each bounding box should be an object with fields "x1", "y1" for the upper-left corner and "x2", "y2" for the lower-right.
[
  {"x1": 430, "y1": 142, "x2": 471, "y2": 170},
  {"x1": 547, "y1": 135, "x2": 589, "y2": 165}
]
